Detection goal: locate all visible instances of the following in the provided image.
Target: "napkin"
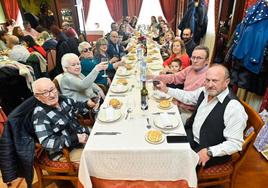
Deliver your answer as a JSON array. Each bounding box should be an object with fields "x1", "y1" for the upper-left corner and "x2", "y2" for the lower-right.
[
  {"x1": 105, "y1": 107, "x2": 115, "y2": 121},
  {"x1": 159, "y1": 112, "x2": 173, "y2": 128},
  {"x1": 154, "y1": 90, "x2": 170, "y2": 99}
]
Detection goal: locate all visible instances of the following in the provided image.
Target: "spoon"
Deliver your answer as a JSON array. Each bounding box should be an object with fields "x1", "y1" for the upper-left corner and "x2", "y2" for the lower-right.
[
  {"x1": 129, "y1": 84, "x2": 135, "y2": 92},
  {"x1": 146, "y1": 118, "x2": 152, "y2": 129},
  {"x1": 125, "y1": 108, "x2": 132, "y2": 120}
]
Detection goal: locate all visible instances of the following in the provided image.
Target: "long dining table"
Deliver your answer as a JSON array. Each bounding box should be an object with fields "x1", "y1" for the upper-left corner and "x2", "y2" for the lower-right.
[{"x1": 78, "y1": 36, "x2": 199, "y2": 188}]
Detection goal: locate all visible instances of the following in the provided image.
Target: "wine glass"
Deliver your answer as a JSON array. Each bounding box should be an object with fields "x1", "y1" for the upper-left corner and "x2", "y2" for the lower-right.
[{"x1": 101, "y1": 57, "x2": 109, "y2": 78}]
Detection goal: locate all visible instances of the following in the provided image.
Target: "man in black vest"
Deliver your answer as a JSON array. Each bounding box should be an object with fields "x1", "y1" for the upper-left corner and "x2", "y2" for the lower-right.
[{"x1": 155, "y1": 64, "x2": 248, "y2": 167}]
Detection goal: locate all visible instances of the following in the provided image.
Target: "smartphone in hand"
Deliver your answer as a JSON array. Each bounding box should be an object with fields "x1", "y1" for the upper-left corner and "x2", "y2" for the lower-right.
[{"x1": 153, "y1": 80, "x2": 160, "y2": 87}]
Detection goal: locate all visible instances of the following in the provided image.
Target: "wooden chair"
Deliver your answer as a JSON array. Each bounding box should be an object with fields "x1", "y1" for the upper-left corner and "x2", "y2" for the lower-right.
[
  {"x1": 197, "y1": 100, "x2": 263, "y2": 188},
  {"x1": 0, "y1": 106, "x2": 7, "y2": 135},
  {"x1": 34, "y1": 143, "x2": 79, "y2": 188}
]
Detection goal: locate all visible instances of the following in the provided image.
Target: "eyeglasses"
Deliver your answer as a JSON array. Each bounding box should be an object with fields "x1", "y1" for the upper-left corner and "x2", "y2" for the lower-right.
[
  {"x1": 35, "y1": 87, "x2": 57, "y2": 97},
  {"x1": 83, "y1": 47, "x2": 92, "y2": 53},
  {"x1": 191, "y1": 56, "x2": 206, "y2": 61}
]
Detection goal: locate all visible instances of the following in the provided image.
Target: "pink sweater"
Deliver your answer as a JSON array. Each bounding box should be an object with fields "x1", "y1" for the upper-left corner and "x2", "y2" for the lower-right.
[{"x1": 157, "y1": 65, "x2": 208, "y2": 111}]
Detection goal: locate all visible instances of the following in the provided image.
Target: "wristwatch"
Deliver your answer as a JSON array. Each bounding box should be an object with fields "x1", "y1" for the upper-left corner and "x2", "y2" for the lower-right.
[{"x1": 207, "y1": 147, "x2": 213, "y2": 157}]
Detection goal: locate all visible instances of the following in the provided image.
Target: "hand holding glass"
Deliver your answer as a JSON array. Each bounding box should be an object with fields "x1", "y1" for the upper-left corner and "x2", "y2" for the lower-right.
[{"x1": 101, "y1": 58, "x2": 109, "y2": 77}]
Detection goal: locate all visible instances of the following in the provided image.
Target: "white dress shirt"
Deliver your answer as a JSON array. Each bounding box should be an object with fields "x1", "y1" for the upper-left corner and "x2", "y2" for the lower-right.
[{"x1": 168, "y1": 87, "x2": 248, "y2": 157}]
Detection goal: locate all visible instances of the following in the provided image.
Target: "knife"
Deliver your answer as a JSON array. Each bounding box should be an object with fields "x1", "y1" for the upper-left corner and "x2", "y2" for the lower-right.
[
  {"x1": 94, "y1": 132, "x2": 121, "y2": 135},
  {"x1": 152, "y1": 112, "x2": 176, "y2": 115},
  {"x1": 109, "y1": 94, "x2": 126, "y2": 97}
]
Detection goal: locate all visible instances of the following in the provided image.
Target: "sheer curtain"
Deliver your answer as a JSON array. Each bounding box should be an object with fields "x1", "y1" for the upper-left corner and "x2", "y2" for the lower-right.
[
  {"x1": 85, "y1": 0, "x2": 114, "y2": 33},
  {"x1": 137, "y1": 0, "x2": 165, "y2": 25},
  {"x1": 203, "y1": 0, "x2": 215, "y2": 62}
]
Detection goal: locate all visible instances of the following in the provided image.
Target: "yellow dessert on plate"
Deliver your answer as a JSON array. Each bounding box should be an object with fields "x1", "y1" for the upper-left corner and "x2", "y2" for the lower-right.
[
  {"x1": 147, "y1": 130, "x2": 163, "y2": 143},
  {"x1": 109, "y1": 98, "x2": 121, "y2": 108},
  {"x1": 117, "y1": 78, "x2": 128, "y2": 85},
  {"x1": 159, "y1": 99, "x2": 171, "y2": 108}
]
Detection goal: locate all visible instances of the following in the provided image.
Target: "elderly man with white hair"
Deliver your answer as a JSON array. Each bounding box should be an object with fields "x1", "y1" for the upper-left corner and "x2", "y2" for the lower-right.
[
  {"x1": 7, "y1": 35, "x2": 30, "y2": 63},
  {"x1": 60, "y1": 53, "x2": 107, "y2": 106},
  {"x1": 32, "y1": 77, "x2": 92, "y2": 162}
]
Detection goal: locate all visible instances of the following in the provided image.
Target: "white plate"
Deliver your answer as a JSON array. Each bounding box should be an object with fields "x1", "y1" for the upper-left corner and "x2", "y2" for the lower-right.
[
  {"x1": 145, "y1": 132, "x2": 165, "y2": 144},
  {"x1": 117, "y1": 70, "x2": 132, "y2": 76},
  {"x1": 153, "y1": 115, "x2": 179, "y2": 130},
  {"x1": 110, "y1": 85, "x2": 129, "y2": 93},
  {"x1": 150, "y1": 64, "x2": 163, "y2": 70},
  {"x1": 152, "y1": 91, "x2": 171, "y2": 100},
  {"x1": 97, "y1": 109, "x2": 122, "y2": 123}
]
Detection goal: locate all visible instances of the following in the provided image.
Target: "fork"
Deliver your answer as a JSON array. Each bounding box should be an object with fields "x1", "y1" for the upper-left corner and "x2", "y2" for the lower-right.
[{"x1": 146, "y1": 118, "x2": 152, "y2": 129}]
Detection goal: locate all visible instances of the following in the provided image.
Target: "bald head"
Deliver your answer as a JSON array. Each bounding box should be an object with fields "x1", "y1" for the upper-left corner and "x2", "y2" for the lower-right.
[
  {"x1": 32, "y1": 78, "x2": 59, "y2": 107},
  {"x1": 110, "y1": 31, "x2": 119, "y2": 43},
  {"x1": 32, "y1": 78, "x2": 52, "y2": 94},
  {"x1": 7, "y1": 35, "x2": 19, "y2": 48},
  {"x1": 205, "y1": 64, "x2": 230, "y2": 99},
  {"x1": 209, "y1": 64, "x2": 230, "y2": 80}
]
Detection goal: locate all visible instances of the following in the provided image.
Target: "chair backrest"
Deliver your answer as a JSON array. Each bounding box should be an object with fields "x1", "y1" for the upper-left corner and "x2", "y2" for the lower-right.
[
  {"x1": 240, "y1": 100, "x2": 264, "y2": 134},
  {"x1": 46, "y1": 49, "x2": 57, "y2": 73},
  {"x1": 233, "y1": 100, "x2": 263, "y2": 161},
  {"x1": 0, "y1": 106, "x2": 7, "y2": 135},
  {"x1": 53, "y1": 74, "x2": 63, "y2": 93}
]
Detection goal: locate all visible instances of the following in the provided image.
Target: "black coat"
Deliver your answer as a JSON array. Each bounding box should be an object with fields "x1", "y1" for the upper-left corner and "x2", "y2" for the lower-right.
[{"x1": 0, "y1": 96, "x2": 38, "y2": 188}]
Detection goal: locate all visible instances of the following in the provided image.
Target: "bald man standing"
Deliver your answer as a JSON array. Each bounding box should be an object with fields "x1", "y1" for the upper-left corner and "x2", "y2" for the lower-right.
[
  {"x1": 155, "y1": 64, "x2": 248, "y2": 167},
  {"x1": 32, "y1": 78, "x2": 94, "y2": 162}
]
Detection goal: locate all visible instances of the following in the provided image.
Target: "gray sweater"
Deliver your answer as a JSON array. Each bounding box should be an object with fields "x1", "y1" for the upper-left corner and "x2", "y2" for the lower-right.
[{"x1": 60, "y1": 67, "x2": 101, "y2": 102}]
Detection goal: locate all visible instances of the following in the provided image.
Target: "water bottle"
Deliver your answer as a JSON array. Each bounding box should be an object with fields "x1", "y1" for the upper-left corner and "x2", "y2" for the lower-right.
[
  {"x1": 137, "y1": 44, "x2": 143, "y2": 61},
  {"x1": 140, "y1": 59, "x2": 147, "y2": 82}
]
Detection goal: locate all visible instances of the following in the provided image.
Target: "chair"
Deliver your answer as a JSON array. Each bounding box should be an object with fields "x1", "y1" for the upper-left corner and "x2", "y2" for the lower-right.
[
  {"x1": 34, "y1": 143, "x2": 79, "y2": 188},
  {"x1": 197, "y1": 100, "x2": 263, "y2": 188},
  {"x1": 0, "y1": 106, "x2": 7, "y2": 136}
]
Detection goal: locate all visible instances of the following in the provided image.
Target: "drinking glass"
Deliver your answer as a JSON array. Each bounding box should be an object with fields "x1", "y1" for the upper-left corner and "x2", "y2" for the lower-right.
[{"x1": 101, "y1": 57, "x2": 109, "y2": 77}]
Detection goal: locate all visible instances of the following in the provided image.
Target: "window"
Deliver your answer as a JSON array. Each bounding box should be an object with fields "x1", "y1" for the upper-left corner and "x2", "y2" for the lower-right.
[{"x1": 137, "y1": 0, "x2": 166, "y2": 25}]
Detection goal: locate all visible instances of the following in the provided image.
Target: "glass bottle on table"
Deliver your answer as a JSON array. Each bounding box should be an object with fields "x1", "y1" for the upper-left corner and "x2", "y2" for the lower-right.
[{"x1": 141, "y1": 81, "x2": 148, "y2": 111}]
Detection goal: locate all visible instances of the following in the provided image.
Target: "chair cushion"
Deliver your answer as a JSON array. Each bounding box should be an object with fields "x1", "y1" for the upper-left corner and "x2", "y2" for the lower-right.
[
  {"x1": 38, "y1": 152, "x2": 79, "y2": 171},
  {"x1": 198, "y1": 161, "x2": 233, "y2": 178}
]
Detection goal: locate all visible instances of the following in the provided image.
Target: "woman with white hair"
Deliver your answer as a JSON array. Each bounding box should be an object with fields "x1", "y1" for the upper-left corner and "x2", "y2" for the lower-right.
[{"x1": 60, "y1": 53, "x2": 108, "y2": 106}]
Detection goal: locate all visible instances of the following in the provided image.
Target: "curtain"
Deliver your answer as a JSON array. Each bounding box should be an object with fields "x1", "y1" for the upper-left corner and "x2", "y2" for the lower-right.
[
  {"x1": 2, "y1": 0, "x2": 19, "y2": 20},
  {"x1": 127, "y1": 0, "x2": 143, "y2": 17},
  {"x1": 105, "y1": 0, "x2": 123, "y2": 22},
  {"x1": 82, "y1": 0, "x2": 91, "y2": 22},
  {"x1": 214, "y1": 0, "x2": 220, "y2": 33},
  {"x1": 159, "y1": 0, "x2": 177, "y2": 32}
]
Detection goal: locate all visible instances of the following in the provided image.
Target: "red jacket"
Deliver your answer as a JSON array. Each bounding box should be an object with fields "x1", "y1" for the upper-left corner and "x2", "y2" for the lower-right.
[
  {"x1": 163, "y1": 53, "x2": 190, "y2": 69},
  {"x1": 28, "y1": 46, "x2": 47, "y2": 58}
]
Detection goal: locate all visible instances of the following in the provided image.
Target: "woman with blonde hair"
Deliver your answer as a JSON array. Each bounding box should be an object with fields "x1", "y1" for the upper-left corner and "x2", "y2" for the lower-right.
[
  {"x1": 94, "y1": 38, "x2": 124, "y2": 81},
  {"x1": 162, "y1": 38, "x2": 190, "y2": 70}
]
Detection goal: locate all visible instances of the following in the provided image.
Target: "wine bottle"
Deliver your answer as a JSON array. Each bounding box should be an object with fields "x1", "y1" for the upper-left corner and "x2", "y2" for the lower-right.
[{"x1": 141, "y1": 81, "x2": 148, "y2": 110}]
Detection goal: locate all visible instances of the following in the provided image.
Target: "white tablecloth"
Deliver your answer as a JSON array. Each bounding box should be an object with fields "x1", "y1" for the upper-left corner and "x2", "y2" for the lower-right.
[{"x1": 79, "y1": 40, "x2": 199, "y2": 188}]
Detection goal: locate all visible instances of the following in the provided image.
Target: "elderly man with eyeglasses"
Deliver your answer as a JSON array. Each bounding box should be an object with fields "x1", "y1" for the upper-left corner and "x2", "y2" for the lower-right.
[
  {"x1": 149, "y1": 45, "x2": 209, "y2": 124},
  {"x1": 32, "y1": 77, "x2": 92, "y2": 162}
]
